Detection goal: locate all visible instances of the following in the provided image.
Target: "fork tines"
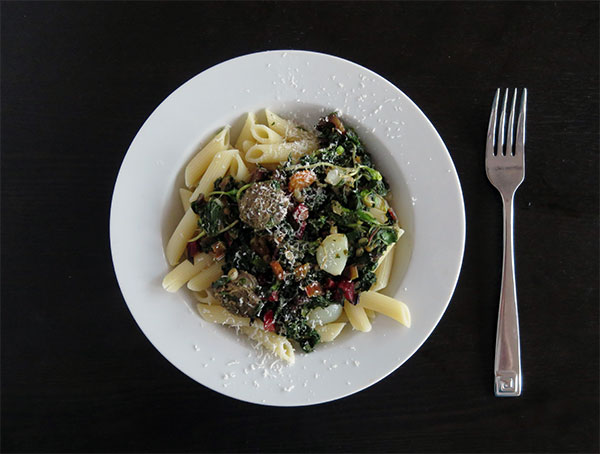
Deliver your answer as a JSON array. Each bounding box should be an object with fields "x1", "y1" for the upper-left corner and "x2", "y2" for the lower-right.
[{"x1": 487, "y1": 88, "x2": 527, "y2": 157}]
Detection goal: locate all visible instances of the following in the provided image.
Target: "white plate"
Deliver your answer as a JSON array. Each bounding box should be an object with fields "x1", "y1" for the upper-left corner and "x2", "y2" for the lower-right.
[{"x1": 110, "y1": 50, "x2": 465, "y2": 406}]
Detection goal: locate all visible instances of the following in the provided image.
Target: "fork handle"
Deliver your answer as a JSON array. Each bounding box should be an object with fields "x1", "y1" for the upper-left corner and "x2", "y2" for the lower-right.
[{"x1": 494, "y1": 193, "x2": 522, "y2": 397}]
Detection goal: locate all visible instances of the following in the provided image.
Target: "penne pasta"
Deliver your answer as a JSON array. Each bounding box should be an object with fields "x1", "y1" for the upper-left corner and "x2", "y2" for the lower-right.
[
  {"x1": 358, "y1": 291, "x2": 411, "y2": 327},
  {"x1": 197, "y1": 303, "x2": 250, "y2": 327},
  {"x1": 193, "y1": 288, "x2": 217, "y2": 304},
  {"x1": 188, "y1": 149, "x2": 236, "y2": 202},
  {"x1": 165, "y1": 208, "x2": 200, "y2": 266},
  {"x1": 245, "y1": 140, "x2": 317, "y2": 164},
  {"x1": 265, "y1": 109, "x2": 292, "y2": 136},
  {"x1": 371, "y1": 245, "x2": 395, "y2": 291},
  {"x1": 335, "y1": 311, "x2": 349, "y2": 323},
  {"x1": 228, "y1": 149, "x2": 250, "y2": 182},
  {"x1": 187, "y1": 262, "x2": 223, "y2": 291},
  {"x1": 344, "y1": 300, "x2": 372, "y2": 332},
  {"x1": 241, "y1": 139, "x2": 256, "y2": 153},
  {"x1": 193, "y1": 253, "x2": 205, "y2": 265},
  {"x1": 197, "y1": 303, "x2": 295, "y2": 364},
  {"x1": 234, "y1": 112, "x2": 256, "y2": 150},
  {"x1": 185, "y1": 126, "x2": 230, "y2": 188},
  {"x1": 162, "y1": 253, "x2": 214, "y2": 292},
  {"x1": 265, "y1": 109, "x2": 315, "y2": 142},
  {"x1": 316, "y1": 322, "x2": 347, "y2": 342},
  {"x1": 179, "y1": 188, "x2": 193, "y2": 211},
  {"x1": 250, "y1": 124, "x2": 284, "y2": 144},
  {"x1": 241, "y1": 325, "x2": 295, "y2": 364},
  {"x1": 365, "y1": 308, "x2": 377, "y2": 321}
]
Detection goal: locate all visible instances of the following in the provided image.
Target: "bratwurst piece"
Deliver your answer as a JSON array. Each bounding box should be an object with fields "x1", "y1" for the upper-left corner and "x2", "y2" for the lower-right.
[
  {"x1": 238, "y1": 182, "x2": 290, "y2": 230},
  {"x1": 215, "y1": 271, "x2": 261, "y2": 317}
]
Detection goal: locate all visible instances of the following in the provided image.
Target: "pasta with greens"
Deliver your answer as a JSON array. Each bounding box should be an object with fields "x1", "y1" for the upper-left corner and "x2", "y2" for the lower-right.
[{"x1": 162, "y1": 110, "x2": 410, "y2": 364}]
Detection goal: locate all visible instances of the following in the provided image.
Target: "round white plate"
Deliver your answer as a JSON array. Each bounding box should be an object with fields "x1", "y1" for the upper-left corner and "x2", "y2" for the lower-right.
[{"x1": 110, "y1": 50, "x2": 465, "y2": 406}]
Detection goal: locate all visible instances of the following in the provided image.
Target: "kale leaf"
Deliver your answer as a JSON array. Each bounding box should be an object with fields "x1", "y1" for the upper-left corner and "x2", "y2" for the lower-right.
[
  {"x1": 278, "y1": 311, "x2": 320, "y2": 353},
  {"x1": 302, "y1": 185, "x2": 330, "y2": 211},
  {"x1": 195, "y1": 199, "x2": 225, "y2": 235},
  {"x1": 355, "y1": 267, "x2": 377, "y2": 292},
  {"x1": 225, "y1": 241, "x2": 269, "y2": 274}
]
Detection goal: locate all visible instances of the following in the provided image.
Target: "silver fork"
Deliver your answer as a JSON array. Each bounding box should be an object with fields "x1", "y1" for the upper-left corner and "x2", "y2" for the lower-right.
[{"x1": 486, "y1": 88, "x2": 527, "y2": 397}]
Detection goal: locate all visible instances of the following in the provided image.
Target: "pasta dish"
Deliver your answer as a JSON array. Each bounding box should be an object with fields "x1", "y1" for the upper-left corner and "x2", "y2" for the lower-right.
[{"x1": 162, "y1": 110, "x2": 410, "y2": 364}]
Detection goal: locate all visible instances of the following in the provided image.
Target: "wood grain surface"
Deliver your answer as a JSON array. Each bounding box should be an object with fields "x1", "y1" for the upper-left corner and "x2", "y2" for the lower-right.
[{"x1": 1, "y1": 2, "x2": 598, "y2": 453}]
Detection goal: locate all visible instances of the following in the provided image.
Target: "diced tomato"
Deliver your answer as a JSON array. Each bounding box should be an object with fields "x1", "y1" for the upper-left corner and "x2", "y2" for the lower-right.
[
  {"x1": 292, "y1": 203, "x2": 309, "y2": 223},
  {"x1": 263, "y1": 310, "x2": 275, "y2": 332},
  {"x1": 270, "y1": 261, "x2": 285, "y2": 280},
  {"x1": 288, "y1": 170, "x2": 317, "y2": 192},
  {"x1": 268, "y1": 291, "x2": 279, "y2": 302},
  {"x1": 337, "y1": 279, "x2": 357, "y2": 304},
  {"x1": 305, "y1": 282, "x2": 323, "y2": 297}
]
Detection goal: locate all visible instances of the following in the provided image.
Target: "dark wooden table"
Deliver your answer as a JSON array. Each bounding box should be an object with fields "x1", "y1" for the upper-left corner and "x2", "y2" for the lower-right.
[{"x1": 2, "y1": 2, "x2": 598, "y2": 453}]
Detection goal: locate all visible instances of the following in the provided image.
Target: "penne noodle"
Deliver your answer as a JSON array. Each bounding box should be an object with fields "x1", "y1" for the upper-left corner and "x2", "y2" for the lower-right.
[
  {"x1": 344, "y1": 300, "x2": 372, "y2": 332},
  {"x1": 265, "y1": 109, "x2": 292, "y2": 136},
  {"x1": 250, "y1": 124, "x2": 284, "y2": 144},
  {"x1": 335, "y1": 311, "x2": 349, "y2": 323},
  {"x1": 197, "y1": 303, "x2": 250, "y2": 327},
  {"x1": 241, "y1": 325, "x2": 295, "y2": 365},
  {"x1": 187, "y1": 262, "x2": 223, "y2": 291},
  {"x1": 162, "y1": 253, "x2": 214, "y2": 292},
  {"x1": 241, "y1": 139, "x2": 256, "y2": 153},
  {"x1": 365, "y1": 308, "x2": 377, "y2": 321},
  {"x1": 265, "y1": 109, "x2": 316, "y2": 142},
  {"x1": 188, "y1": 149, "x2": 236, "y2": 202},
  {"x1": 371, "y1": 245, "x2": 395, "y2": 292},
  {"x1": 228, "y1": 149, "x2": 250, "y2": 182},
  {"x1": 196, "y1": 303, "x2": 295, "y2": 364},
  {"x1": 358, "y1": 291, "x2": 411, "y2": 328},
  {"x1": 193, "y1": 288, "x2": 217, "y2": 304},
  {"x1": 165, "y1": 208, "x2": 200, "y2": 266},
  {"x1": 179, "y1": 188, "x2": 193, "y2": 211},
  {"x1": 185, "y1": 126, "x2": 230, "y2": 188},
  {"x1": 316, "y1": 322, "x2": 347, "y2": 342},
  {"x1": 234, "y1": 112, "x2": 256, "y2": 150},
  {"x1": 245, "y1": 140, "x2": 317, "y2": 164},
  {"x1": 371, "y1": 236, "x2": 401, "y2": 290}
]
